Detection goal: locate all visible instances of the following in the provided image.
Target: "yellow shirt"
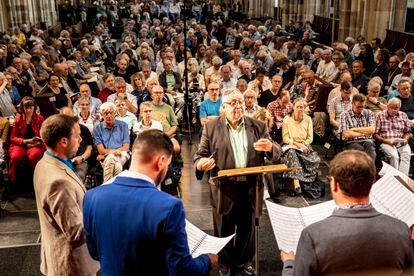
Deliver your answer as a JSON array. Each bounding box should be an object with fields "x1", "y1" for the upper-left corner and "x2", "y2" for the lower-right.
[{"x1": 282, "y1": 115, "x2": 313, "y2": 145}]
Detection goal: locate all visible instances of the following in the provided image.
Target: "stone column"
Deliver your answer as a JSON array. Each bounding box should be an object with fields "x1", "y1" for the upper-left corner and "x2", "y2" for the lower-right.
[{"x1": 1, "y1": 0, "x2": 58, "y2": 32}]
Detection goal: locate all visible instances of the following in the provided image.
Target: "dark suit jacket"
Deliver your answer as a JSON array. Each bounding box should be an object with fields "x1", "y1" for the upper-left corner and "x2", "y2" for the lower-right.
[
  {"x1": 83, "y1": 174, "x2": 211, "y2": 276},
  {"x1": 193, "y1": 116, "x2": 281, "y2": 215},
  {"x1": 282, "y1": 207, "x2": 414, "y2": 276},
  {"x1": 159, "y1": 71, "x2": 182, "y2": 93}
]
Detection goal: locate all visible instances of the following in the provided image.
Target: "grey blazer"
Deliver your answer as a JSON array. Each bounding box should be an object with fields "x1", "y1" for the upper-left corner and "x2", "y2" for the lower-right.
[
  {"x1": 283, "y1": 207, "x2": 414, "y2": 276},
  {"x1": 193, "y1": 116, "x2": 281, "y2": 214}
]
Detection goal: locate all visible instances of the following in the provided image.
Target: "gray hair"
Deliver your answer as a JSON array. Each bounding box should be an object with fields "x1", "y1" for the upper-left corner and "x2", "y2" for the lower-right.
[
  {"x1": 388, "y1": 97, "x2": 401, "y2": 106},
  {"x1": 100, "y1": 102, "x2": 116, "y2": 113}
]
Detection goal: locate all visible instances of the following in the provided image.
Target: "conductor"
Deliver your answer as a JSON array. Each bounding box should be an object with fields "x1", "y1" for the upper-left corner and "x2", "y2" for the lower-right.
[{"x1": 194, "y1": 91, "x2": 281, "y2": 275}]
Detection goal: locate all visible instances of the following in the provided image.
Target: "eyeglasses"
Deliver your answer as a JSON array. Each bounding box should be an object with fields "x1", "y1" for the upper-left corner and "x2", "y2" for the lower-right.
[
  {"x1": 142, "y1": 109, "x2": 153, "y2": 113},
  {"x1": 225, "y1": 100, "x2": 245, "y2": 107}
]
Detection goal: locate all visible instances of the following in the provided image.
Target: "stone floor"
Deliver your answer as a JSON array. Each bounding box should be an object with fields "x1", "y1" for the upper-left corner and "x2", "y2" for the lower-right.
[{"x1": 0, "y1": 137, "x2": 334, "y2": 276}]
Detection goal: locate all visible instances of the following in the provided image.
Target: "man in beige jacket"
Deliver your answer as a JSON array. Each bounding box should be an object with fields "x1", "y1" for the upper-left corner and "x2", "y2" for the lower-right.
[{"x1": 34, "y1": 114, "x2": 99, "y2": 275}]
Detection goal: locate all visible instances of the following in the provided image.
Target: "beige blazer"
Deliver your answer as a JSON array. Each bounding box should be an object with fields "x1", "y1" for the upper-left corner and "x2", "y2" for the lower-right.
[{"x1": 34, "y1": 153, "x2": 99, "y2": 276}]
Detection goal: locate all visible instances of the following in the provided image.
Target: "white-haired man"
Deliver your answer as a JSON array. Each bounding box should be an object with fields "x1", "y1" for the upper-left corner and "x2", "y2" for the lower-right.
[
  {"x1": 93, "y1": 102, "x2": 130, "y2": 182},
  {"x1": 374, "y1": 97, "x2": 412, "y2": 175}
]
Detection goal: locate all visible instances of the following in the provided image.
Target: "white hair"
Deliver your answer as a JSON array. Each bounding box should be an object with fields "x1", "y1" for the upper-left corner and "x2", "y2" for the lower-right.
[{"x1": 100, "y1": 102, "x2": 116, "y2": 113}]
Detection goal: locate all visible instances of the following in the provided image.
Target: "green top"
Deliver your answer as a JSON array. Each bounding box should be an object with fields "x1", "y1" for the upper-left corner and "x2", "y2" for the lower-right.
[
  {"x1": 227, "y1": 119, "x2": 248, "y2": 168},
  {"x1": 150, "y1": 103, "x2": 178, "y2": 132},
  {"x1": 166, "y1": 73, "x2": 176, "y2": 88}
]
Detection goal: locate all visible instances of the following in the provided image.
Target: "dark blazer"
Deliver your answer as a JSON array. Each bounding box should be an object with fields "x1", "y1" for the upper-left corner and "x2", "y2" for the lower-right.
[
  {"x1": 83, "y1": 174, "x2": 211, "y2": 276},
  {"x1": 159, "y1": 70, "x2": 182, "y2": 93},
  {"x1": 193, "y1": 116, "x2": 281, "y2": 214},
  {"x1": 282, "y1": 207, "x2": 414, "y2": 276}
]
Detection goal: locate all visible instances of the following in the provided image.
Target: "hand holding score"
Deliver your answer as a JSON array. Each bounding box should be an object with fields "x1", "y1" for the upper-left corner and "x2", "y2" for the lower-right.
[{"x1": 253, "y1": 138, "x2": 273, "y2": 152}]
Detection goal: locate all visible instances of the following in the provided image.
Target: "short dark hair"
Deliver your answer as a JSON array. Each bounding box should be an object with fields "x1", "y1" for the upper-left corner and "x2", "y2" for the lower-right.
[
  {"x1": 329, "y1": 150, "x2": 376, "y2": 197},
  {"x1": 340, "y1": 81, "x2": 351, "y2": 91},
  {"x1": 40, "y1": 114, "x2": 78, "y2": 149},
  {"x1": 372, "y1": 37, "x2": 381, "y2": 45},
  {"x1": 48, "y1": 73, "x2": 60, "y2": 84},
  {"x1": 132, "y1": 129, "x2": 173, "y2": 163},
  {"x1": 352, "y1": 93, "x2": 366, "y2": 103},
  {"x1": 255, "y1": 66, "x2": 266, "y2": 76}
]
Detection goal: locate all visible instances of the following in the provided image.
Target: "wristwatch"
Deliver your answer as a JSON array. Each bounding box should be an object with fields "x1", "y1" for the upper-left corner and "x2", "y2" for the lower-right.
[{"x1": 374, "y1": 101, "x2": 380, "y2": 106}]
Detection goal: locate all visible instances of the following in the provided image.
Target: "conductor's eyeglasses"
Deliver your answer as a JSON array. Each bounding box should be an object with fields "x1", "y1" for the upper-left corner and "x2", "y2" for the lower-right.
[{"x1": 225, "y1": 99, "x2": 244, "y2": 107}]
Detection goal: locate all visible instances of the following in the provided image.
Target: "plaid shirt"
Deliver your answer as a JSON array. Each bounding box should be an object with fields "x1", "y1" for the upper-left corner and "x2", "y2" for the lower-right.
[
  {"x1": 267, "y1": 100, "x2": 293, "y2": 129},
  {"x1": 340, "y1": 108, "x2": 375, "y2": 141},
  {"x1": 375, "y1": 110, "x2": 411, "y2": 139},
  {"x1": 328, "y1": 96, "x2": 352, "y2": 121}
]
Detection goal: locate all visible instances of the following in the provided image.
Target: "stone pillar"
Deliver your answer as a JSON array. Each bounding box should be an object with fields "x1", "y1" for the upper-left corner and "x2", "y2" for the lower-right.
[{"x1": 1, "y1": 0, "x2": 58, "y2": 32}]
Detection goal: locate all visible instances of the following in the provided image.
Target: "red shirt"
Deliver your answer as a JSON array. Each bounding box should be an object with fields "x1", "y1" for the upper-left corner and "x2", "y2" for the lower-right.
[{"x1": 98, "y1": 88, "x2": 114, "y2": 103}]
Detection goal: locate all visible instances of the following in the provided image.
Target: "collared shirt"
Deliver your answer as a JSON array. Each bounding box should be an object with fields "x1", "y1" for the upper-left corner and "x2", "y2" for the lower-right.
[
  {"x1": 227, "y1": 118, "x2": 248, "y2": 168},
  {"x1": 244, "y1": 104, "x2": 261, "y2": 118},
  {"x1": 93, "y1": 119, "x2": 130, "y2": 149},
  {"x1": 220, "y1": 78, "x2": 237, "y2": 91},
  {"x1": 375, "y1": 110, "x2": 411, "y2": 139},
  {"x1": 105, "y1": 170, "x2": 154, "y2": 186},
  {"x1": 45, "y1": 151, "x2": 76, "y2": 172},
  {"x1": 328, "y1": 96, "x2": 352, "y2": 122},
  {"x1": 340, "y1": 108, "x2": 375, "y2": 140},
  {"x1": 267, "y1": 100, "x2": 293, "y2": 129},
  {"x1": 73, "y1": 96, "x2": 102, "y2": 116},
  {"x1": 116, "y1": 111, "x2": 138, "y2": 130}
]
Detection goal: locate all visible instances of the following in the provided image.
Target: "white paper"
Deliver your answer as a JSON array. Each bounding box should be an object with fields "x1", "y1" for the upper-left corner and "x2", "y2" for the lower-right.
[
  {"x1": 281, "y1": 145, "x2": 303, "y2": 153},
  {"x1": 185, "y1": 220, "x2": 235, "y2": 258},
  {"x1": 265, "y1": 200, "x2": 335, "y2": 253},
  {"x1": 90, "y1": 66, "x2": 100, "y2": 72},
  {"x1": 88, "y1": 75, "x2": 98, "y2": 83},
  {"x1": 370, "y1": 173, "x2": 414, "y2": 227},
  {"x1": 378, "y1": 161, "x2": 412, "y2": 184}
]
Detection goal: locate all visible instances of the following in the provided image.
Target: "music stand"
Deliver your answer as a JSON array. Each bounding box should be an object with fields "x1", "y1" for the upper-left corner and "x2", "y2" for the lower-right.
[{"x1": 213, "y1": 164, "x2": 300, "y2": 275}]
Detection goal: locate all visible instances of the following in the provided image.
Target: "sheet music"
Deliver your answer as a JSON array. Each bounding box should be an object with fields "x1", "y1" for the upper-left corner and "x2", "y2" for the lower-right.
[
  {"x1": 185, "y1": 220, "x2": 235, "y2": 258},
  {"x1": 299, "y1": 200, "x2": 336, "y2": 226},
  {"x1": 370, "y1": 173, "x2": 414, "y2": 227},
  {"x1": 265, "y1": 200, "x2": 335, "y2": 253},
  {"x1": 378, "y1": 161, "x2": 412, "y2": 185}
]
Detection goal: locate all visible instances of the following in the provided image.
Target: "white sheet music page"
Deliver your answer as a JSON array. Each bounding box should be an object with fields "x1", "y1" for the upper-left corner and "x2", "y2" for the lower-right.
[
  {"x1": 370, "y1": 173, "x2": 414, "y2": 227},
  {"x1": 265, "y1": 201, "x2": 304, "y2": 253},
  {"x1": 265, "y1": 200, "x2": 336, "y2": 253},
  {"x1": 300, "y1": 200, "x2": 336, "y2": 226},
  {"x1": 185, "y1": 220, "x2": 235, "y2": 258},
  {"x1": 378, "y1": 161, "x2": 413, "y2": 184}
]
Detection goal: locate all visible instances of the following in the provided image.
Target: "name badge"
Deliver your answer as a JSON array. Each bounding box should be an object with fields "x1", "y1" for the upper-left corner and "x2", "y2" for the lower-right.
[{"x1": 49, "y1": 96, "x2": 56, "y2": 102}]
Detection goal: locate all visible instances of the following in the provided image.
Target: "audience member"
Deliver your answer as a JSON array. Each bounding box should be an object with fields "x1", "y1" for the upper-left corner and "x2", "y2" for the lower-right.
[
  {"x1": 8, "y1": 97, "x2": 45, "y2": 184},
  {"x1": 282, "y1": 98, "x2": 320, "y2": 196},
  {"x1": 340, "y1": 94, "x2": 376, "y2": 160},
  {"x1": 93, "y1": 102, "x2": 130, "y2": 182},
  {"x1": 200, "y1": 82, "x2": 222, "y2": 125},
  {"x1": 374, "y1": 98, "x2": 411, "y2": 175}
]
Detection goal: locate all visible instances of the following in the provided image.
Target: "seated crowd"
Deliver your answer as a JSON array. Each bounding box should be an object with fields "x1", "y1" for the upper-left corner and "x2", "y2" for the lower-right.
[
  {"x1": 0, "y1": 0, "x2": 413, "y2": 275},
  {"x1": 0, "y1": 1, "x2": 413, "y2": 197}
]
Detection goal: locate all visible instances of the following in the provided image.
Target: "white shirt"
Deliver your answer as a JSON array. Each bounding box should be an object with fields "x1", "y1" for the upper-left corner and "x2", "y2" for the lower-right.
[
  {"x1": 133, "y1": 119, "x2": 163, "y2": 135},
  {"x1": 104, "y1": 170, "x2": 154, "y2": 186}
]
